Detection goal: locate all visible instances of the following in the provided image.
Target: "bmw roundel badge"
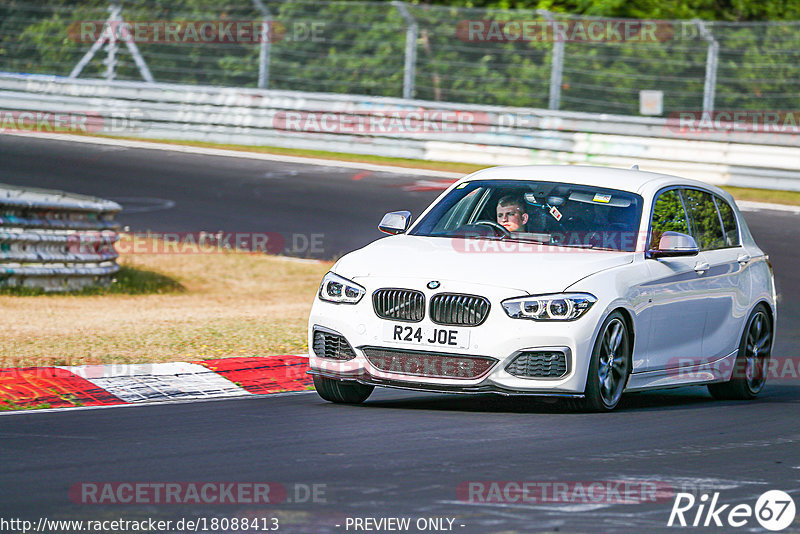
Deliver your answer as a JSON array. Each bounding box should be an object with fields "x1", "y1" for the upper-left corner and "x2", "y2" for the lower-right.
[{"x1": 427, "y1": 281, "x2": 441, "y2": 289}]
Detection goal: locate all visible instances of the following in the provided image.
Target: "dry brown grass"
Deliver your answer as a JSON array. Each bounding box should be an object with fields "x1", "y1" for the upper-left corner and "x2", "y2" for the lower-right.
[{"x1": 0, "y1": 237, "x2": 331, "y2": 368}]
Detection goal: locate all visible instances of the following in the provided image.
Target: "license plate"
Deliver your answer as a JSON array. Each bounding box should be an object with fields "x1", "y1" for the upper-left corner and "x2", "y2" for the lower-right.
[{"x1": 382, "y1": 323, "x2": 470, "y2": 349}]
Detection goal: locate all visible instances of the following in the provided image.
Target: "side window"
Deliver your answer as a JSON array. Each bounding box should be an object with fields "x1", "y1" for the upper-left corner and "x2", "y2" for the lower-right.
[
  {"x1": 432, "y1": 187, "x2": 484, "y2": 232},
  {"x1": 650, "y1": 190, "x2": 689, "y2": 247},
  {"x1": 714, "y1": 196, "x2": 741, "y2": 247},
  {"x1": 682, "y1": 189, "x2": 725, "y2": 250}
]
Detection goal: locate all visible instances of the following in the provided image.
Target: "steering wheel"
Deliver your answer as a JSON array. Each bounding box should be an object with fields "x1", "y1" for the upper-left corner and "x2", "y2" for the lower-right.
[{"x1": 473, "y1": 220, "x2": 512, "y2": 238}]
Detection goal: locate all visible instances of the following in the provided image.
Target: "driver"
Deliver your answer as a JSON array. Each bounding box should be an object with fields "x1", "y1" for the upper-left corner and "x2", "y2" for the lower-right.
[{"x1": 496, "y1": 195, "x2": 529, "y2": 232}]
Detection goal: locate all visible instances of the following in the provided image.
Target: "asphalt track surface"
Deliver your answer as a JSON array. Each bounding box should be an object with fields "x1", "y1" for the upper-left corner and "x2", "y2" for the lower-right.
[{"x1": 1, "y1": 135, "x2": 799, "y2": 533}]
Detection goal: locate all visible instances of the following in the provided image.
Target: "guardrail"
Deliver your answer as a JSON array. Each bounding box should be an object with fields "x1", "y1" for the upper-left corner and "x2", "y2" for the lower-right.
[
  {"x1": 2, "y1": 73, "x2": 800, "y2": 191},
  {"x1": 0, "y1": 183, "x2": 121, "y2": 291}
]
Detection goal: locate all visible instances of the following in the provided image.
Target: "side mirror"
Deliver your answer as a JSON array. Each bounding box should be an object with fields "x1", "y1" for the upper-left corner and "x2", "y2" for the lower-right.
[
  {"x1": 378, "y1": 210, "x2": 412, "y2": 235},
  {"x1": 646, "y1": 231, "x2": 699, "y2": 259}
]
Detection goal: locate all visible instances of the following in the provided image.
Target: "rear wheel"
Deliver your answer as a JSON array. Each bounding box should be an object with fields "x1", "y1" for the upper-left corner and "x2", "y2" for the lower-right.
[
  {"x1": 708, "y1": 305, "x2": 772, "y2": 400},
  {"x1": 313, "y1": 375, "x2": 374, "y2": 404},
  {"x1": 578, "y1": 312, "x2": 631, "y2": 412}
]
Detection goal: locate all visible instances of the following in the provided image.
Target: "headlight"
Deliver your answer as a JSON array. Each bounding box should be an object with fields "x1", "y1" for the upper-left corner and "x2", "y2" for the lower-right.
[
  {"x1": 502, "y1": 293, "x2": 597, "y2": 321},
  {"x1": 318, "y1": 272, "x2": 365, "y2": 304}
]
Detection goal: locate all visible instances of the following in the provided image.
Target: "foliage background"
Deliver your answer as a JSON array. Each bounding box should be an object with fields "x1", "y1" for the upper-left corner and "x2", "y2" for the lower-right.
[{"x1": 1, "y1": 0, "x2": 798, "y2": 115}]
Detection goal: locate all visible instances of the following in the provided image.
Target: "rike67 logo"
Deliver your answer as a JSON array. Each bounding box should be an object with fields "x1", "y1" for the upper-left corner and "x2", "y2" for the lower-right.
[{"x1": 668, "y1": 490, "x2": 796, "y2": 531}]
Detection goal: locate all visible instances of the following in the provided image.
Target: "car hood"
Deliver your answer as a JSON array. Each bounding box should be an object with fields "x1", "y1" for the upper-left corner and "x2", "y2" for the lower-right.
[{"x1": 334, "y1": 235, "x2": 635, "y2": 294}]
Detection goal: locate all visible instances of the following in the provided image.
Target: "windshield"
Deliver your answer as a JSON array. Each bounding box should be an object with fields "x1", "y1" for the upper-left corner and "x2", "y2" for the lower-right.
[{"x1": 409, "y1": 179, "x2": 644, "y2": 252}]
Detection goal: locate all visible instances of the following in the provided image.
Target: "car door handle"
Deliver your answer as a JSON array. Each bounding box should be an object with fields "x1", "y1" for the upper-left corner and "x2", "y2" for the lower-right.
[
  {"x1": 694, "y1": 262, "x2": 710, "y2": 275},
  {"x1": 737, "y1": 254, "x2": 751, "y2": 265}
]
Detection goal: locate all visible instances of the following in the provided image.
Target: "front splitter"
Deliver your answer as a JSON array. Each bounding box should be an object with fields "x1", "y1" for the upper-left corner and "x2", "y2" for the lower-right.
[{"x1": 307, "y1": 369, "x2": 585, "y2": 398}]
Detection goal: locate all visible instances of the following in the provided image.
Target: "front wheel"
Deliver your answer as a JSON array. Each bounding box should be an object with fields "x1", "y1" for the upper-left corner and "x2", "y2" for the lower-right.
[
  {"x1": 579, "y1": 311, "x2": 632, "y2": 412},
  {"x1": 313, "y1": 375, "x2": 374, "y2": 404},
  {"x1": 708, "y1": 305, "x2": 772, "y2": 400}
]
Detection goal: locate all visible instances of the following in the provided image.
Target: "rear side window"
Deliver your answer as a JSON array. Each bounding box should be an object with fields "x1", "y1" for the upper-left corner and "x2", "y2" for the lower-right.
[
  {"x1": 714, "y1": 196, "x2": 741, "y2": 247},
  {"x1": 682, "y1": 189, "x2": 726, "y2": 250},
  {"x1": 650, "y1": 190, "x2": 689, "y2": 247}
]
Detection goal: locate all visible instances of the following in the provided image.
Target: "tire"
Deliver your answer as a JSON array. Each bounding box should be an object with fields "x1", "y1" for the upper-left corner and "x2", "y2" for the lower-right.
[
  {"x1": 575, "y1": 311, "x2": 632, "y2": 412},
  {"x1": 313, "y1": 375, "x2": 374, "y2": 404},
  {"x1": 708, "y1": 305, "x2": 772, "y2": 401}
]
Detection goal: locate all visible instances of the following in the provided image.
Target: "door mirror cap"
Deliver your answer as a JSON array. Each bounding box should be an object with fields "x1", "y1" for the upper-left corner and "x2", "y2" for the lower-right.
[
  {"x1": 378, "y1": 210, "x2": 412, "y2": 235},
  {"x1": 647, "y1": 231, "x2": 699, "y2": 259}
]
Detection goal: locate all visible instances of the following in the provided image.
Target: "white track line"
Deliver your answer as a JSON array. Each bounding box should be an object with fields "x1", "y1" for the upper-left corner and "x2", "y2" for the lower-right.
[
  {"x1": 736, "y1": 200, "x2": 800, "y2": 214},
  {"x1": 0, "y1": 389, "x2": 316, "y2": 417},
  {"x1": 6, "y1": 131, "x2": 797, "y2": 213},
  {"x1": 2, "y1": 131, "x2": 463, "y2": 178}
]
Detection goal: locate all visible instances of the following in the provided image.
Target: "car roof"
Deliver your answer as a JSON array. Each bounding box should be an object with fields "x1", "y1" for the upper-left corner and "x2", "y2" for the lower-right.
[{"x1": 462, "y1": 165, "x2": 730, "y2": 200}]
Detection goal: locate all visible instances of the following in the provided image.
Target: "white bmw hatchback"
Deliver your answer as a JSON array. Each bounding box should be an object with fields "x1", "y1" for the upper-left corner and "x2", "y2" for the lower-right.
[{"x1": 308, "y1": 165, "x2": 776, "y2": 411}]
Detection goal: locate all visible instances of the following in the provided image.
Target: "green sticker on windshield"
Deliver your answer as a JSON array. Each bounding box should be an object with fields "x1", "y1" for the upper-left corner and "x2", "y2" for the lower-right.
[{"x1": 456, "y1": 182, "x2": 469, "y2": 189}]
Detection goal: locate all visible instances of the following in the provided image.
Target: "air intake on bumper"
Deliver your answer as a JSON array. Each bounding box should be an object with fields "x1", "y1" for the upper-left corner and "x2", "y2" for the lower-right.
[
  {"x1": 363, "y1": 347, "x2": 497, "y2": 380},
  {"x1": 313, "y1": 328, "x2": 357, "y2": 361},
  {"x1": 505, "y1": 350, "x2": 569, "y2": 379}
]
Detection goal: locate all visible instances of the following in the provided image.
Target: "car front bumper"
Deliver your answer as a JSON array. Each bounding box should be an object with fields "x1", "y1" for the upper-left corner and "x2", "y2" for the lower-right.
[{"x1": 308, "y1": 279, "x2": 603, "y2": 397}]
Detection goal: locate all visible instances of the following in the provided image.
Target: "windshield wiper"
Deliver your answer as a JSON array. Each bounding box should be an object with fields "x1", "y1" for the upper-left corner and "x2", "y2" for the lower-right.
[
  {"x1": 434, "y1": 232, "x2": 506, "y2": 241},
  {"x1": 504, "y1": 237, "x2": 550, "y2": 245},
  {"x1": 550, "y1": 242, "x2": 596, "y2": 249},
  {"x1": 468, "y1": 235, "x2": 506, "y2": 241}
]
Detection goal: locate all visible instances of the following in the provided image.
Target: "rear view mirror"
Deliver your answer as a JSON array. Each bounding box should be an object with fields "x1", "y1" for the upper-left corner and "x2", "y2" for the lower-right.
[
  {"x1": 647, "y1": 231, "x2": 699, "y2": 259},
  {"x1": 378, "y1": 211, "x2": 412, "y2": 235}
]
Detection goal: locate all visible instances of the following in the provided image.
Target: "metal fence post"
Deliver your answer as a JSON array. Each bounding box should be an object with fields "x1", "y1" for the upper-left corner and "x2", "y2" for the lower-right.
[
  {"x1": 103, "y1": 1, "x2": 120, "y2": 81},
  {"x1": 695, "y1": 20, "x2": 718, "y2": 114},
  {"x1": 393, "y1": 1, "x2": 418, "y2": 100},
  {"x1": 539, "y1": 10, "x2": 564, "y2": 111},
  {"x1": 69, "y1": 30, "x2": 107, "y2": 79},
  {"x1": 69, "y1": 0, "x2": 154, "y2": 82},
  {"x1": 253, "y1": 0, "x2": 272, "y2": 89}
]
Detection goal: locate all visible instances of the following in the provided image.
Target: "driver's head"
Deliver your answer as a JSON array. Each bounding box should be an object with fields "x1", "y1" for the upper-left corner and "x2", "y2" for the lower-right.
[{"x1": 496, "y1": 195, "x2": 529, "y2": 232}]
